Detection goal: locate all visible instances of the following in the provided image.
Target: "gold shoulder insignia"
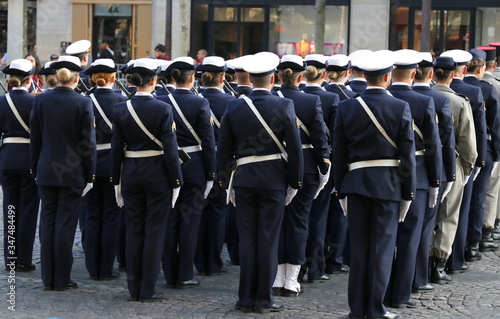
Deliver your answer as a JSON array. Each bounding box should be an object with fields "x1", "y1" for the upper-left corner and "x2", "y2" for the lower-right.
[
  {"x1": 481, "y1": 80, "x2": 493, "y2": 86},
  {"x1": 209, "y1": 116, "x2": 214, "y2": 125},
  {"x1": 93, "y1": 117, "x2": 96, "y2": 127},
  {"x1": 172, "y1": 121, "x2": 176, "y2": 131}
]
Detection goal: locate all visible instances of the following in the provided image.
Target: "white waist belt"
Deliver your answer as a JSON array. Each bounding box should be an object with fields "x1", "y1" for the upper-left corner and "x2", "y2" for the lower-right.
[
  {"x1": 302, "y1": 144, "x2": 313, "y2": 149},
  {"x1": 348, "y1": 159, "x2": 399, "y2": 171},
  {"x1": 3, "y1": 137, "x2": 29, "y2": 144},
  {"x1": 236, "y1": 153, "x2": 282, "y2": 166},
  {"x1": 96, "y1": 143, "x2": 111, "y2": 150},
  {"x1": 125, "y1": 150, "x2": 163, "y2": 158},
  {"x1": 415, "y1": 150, "x2": 425, "y2": 156},
  {"x1": 180, "y1": 145, "x2": 202, "y2": 153},
  {"x1": 228, "y1": 153, "x2": 282, "y2": 204}
]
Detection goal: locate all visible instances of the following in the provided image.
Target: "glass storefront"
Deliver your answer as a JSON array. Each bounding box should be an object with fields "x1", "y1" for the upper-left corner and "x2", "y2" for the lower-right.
[
  {"x1": 191, "y1": 2, "x2": 349, "y2": 59},
  {"x1": 476, "y1": 8, "x2": 500, "y2": 46}
]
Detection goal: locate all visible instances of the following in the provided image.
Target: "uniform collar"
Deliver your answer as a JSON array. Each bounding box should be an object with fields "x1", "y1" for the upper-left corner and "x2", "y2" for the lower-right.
[
  {"x1": 12, "y1": 87, "x2": 28, "y2": 91},
  {"x1": 135, "y1": 91, "x2": 153, "y2": 97},
  {"x1": 391, "y1": 82, "x2": 411, "y2": 87},
  {"x1": 413, "y1": 82, "x2": 430, "y2": 87}
]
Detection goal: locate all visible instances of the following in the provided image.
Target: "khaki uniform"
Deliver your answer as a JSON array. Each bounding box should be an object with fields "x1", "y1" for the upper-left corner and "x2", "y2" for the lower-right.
[
  {"x1": 482, "y1": 71, "x2": 500, "y2": 228},
  {"x1": 431, "y1": 84, "x2": 477, "y2": 259}
]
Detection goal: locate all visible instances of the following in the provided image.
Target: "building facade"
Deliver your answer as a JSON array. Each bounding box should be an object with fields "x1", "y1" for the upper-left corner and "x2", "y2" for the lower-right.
[{"x1": 1, "y1": 0, "x2": 500, "y2": 64}]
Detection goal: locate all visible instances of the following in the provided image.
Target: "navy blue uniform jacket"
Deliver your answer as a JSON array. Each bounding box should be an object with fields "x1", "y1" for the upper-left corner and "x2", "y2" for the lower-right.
[
  {"x1": 333, "y1": 88, "x2": 416, "y2": 201},
  {"x1": 30, "y1": 87, "x2": 96, "y2": 187},
  {"x1": 347, "y1": 79, "x2": 367, "y2": 94},
  {"x1": 111, "y1": 95, "x2": 182, "y2": 187},
  {"x1": 464, "y1": 76, "x2": 500, "y2": 161},
  {"x1": 326, "y1": 83, "x2": 358, "y2": 101},
  {"x1": 389, "y1": 84, "x2": 442, "y2": 189},
  {"x1": 90, "y1": 88, "x2": 127, "y2": 177},
  {"x1": 413, "y1": 84, "x2": 456, "y2": 182},
  {"x1": 200, "y1": 88, "x2": 235, "y2": 142},
  {"x1": 302, "y1": 85, "x2": 339, "y2": 138},
  {"x1": 278, "y1": 85, "x2": 330, "y2": 175},
  {"x1": 217, "y1": 90, "x2": 303, "y2": 190},
  {"x1": 451, "y1": 78, "x2": 487, "y2": 167},
  {"x1": 157, "y1": 89, "x2": 216, "y2": 181},
  {"x1": 0, "y1": 89, "x2": 34, "y2": 170}
]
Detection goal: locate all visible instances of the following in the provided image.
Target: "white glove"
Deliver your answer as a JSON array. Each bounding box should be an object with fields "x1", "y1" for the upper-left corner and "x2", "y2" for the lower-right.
[
  {"x1": 114, "y1": 185, "x2": 124, "y2": 208},
  {"x1": 314, "y1": 163, "x2": 331, "y2": 199},
  {"x1": 172, "y1": 187, "x2": 180, "y2": 208},
  {"x1": 331, "y1": 187, "x2": 336, "y2": 195},
  {"x1": 82, "y1": 183, "x2": 93, "y2": 197},
  {"x1": 473, "y1": 166, "x2": 482, "y2": 181},
  {"x1": 339, "y1": 197, "x2": 348, "y2": 217},
  {"x1": 399, "y1": 200, "x2": 412, "y2": 223},
  {"x1": 229, "y1": 189, "x2": 236, "y2": 207},
  {"x1": 464, "y1": 174, "x2": 471, "y2": 185},
  {"x1": 284, "y1": 186, "x2": 298, "y2": 206},
  {"x1": 440, "y1": 182, "x2": 453, "y2": 203},
  {"x1": 492, "y1": 161, "x2": 499, "y2": 177},
  {"x1": 203, "y1": 180, "x2": 214, "y2": 199},
  {"x1": 428, "y1": 187, "x2": 439, "y2": 208}
]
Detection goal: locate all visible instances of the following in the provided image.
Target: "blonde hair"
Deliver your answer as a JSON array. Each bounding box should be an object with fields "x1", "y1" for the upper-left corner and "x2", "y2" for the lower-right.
[
  {"x1": 303, "y1": 65, "x2": 325, "y2": 81},
  {"x1": 56, "y1": 68, "x2": 79, "y2": 85},
  {"x1": 278, "y1": 68, "x2": 301, "y2": 86},
  {"x1": 92, "y1": 72, "x2": 115, "y2": 87},
  {"x1": 201, "y1": 71, "x2": 223, "y2": 87},
  {"x1": 7, "y1": 75, "x2": 30, "y2": 88},
  {"x1": 327, "y1": 70, "x2": 346, "y2": 81}
]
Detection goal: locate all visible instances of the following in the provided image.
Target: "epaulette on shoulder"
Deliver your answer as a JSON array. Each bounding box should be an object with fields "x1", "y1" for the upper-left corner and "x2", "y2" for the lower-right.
[
  {"x1": 481, "y1": 80, "x2": 493, "y2": 86},
  {"x1": 455, "y1": 92, "x2": 469, "y2": 101},
  {"x1": 494, "y1": 76, "x2": 500, "y2": 82}
]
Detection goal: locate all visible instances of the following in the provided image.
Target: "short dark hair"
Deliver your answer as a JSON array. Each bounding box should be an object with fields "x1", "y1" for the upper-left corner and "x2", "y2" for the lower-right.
[{"x1": 154, "y1": 44, "x2": 166, "y2": 53}]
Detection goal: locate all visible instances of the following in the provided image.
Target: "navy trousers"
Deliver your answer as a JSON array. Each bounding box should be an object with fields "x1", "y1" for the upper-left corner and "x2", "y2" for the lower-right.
[
  {"x1": 278, "y1": 174, "x2": 317, "y2": 265},
  {"x1": 225, "y1": 203, "x2": 239, "y2": 264},
  {"x1": 163, "y1": 176, "x2": 205, "y2": 284},
  {"x1": 447, "y1": 172, "x2": 475, "y2": 270},
  {"x1": 1, "y1": 169, "x2": 39, "y2": 267},
  {"x1": 39, "y1": 185, "x2": 83, "y2": 289},
  {"x1": 414, "y1": 183, "x2": 444, "y2": 288},
  {"x1": 83, "y1": 177, "x2": 121, "y2": 278},
  {"x1": 304, "y1": 180, "x2": 332, "y2": 279},
  {"x1": 195, "y1": 182, "x2": 227, "y2": 274},
  {"x1": 122, "y1": 181, "x2": 171, "y2": 299},
  {"x1": 325, "y1": 195, "x2": 348, "y2": 272},
  {"x1": 347, "y1": 194, "x2": 399, "y2": 319},
  {"x1": 386, "y1": 189, "x2": 426, "y2": 304},
  {"x1": 468, "y1": 145, "x2": 493, "y2": 241},
  {"x1": 116, "y1": 210, "x2": 126, "y2": 268},
  {"x1": 235, "y1": 186, "x2": 285, "y2": 310}
]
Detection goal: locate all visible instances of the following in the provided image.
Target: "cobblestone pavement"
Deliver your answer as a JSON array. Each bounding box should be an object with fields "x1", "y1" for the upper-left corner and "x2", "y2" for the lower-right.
[{"x1": 0, "y1": 194, "x2": 500, "y2": 318}]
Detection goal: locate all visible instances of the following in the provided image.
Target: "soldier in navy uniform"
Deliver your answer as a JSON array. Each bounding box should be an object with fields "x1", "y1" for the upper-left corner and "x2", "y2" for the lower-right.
[
  {"x1": 66, "y1": 40, "x2": 92, "y2": 94},
  {"x1": 193, "y1": 56, "x2": 234, "y2": 276},
  {"x1": 218, "y1": 52, "x2": 303, "y2": 313},
  {"x1": 430, "y1": 57, "x2": 477, "y2": 285},
  {"x1": 224, "y1": 59, "x2": 238, "y2": 95},
  {"x1": 300, "y1": 54, "x2": 341, "y2": 282},
  {"x1": 441, "y1": 50, "x2": 487, "y2": 266},
  {"x1": 463, "y1": 49, "x2": 500, "y2": 255},
  {"x1": 412, "y1": 52, "x2": 456, "y2": 293},
  {"x1": 333, "y1": 50, "x2": 415, "y2": 319},
  {"x1": 111, "y1": 58, "x2": 182, "y2": 301},
  {"x1": 0, "y1": 59, "x2": 39, "y2": 272},
  {"x1": 158, "y1": 57, "x2": 216, "y2": 288},
  {"x1": 325, "y1": 55, "x2": 357, "y2": 100},
  {"x1": 30, "y1": 55, "x2": 96, "y2": 290},
  {"x1": 121, "y1": 60, "x2": 138, "y2": 97},
  {"x1": 82, "y1": 59, "x2": 127, "y2": 280},
  {"x1": 154, "y1": 60, "x2": 172, "y2": 96},
  {"x1": 479, "y1": 46, "x2": 500, "y2": 243},
  {"x1": 385, "y1": 50, "x2": 442, "y2": 309},
  {"x1": 345, "y1": 50, "x2": 372, "y2": 94},
  {"x1": 232, "y1": 56, "x2": 253, "y2": 95},
  {"x1": 272, "y1": 55, "x2": 330, "y2": 296},
  {"x1": 39, "y1": 61, "x2": 58, "y2": 91}
]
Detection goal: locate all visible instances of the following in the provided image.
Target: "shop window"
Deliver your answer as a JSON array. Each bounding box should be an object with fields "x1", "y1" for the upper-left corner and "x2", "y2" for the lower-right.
[
  {"x1": 269, "y1": 5, "x2": 348, "y2": 57},
  {"x1": 476, "y1": 8, "x2": 500, "y2": 46}
]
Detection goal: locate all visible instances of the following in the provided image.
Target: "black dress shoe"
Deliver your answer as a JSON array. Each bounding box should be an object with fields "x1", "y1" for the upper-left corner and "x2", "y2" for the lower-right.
[
  {"x1": 387, "y1": 298, "x2": 417, "y2": 308},
  {"x1": 255, "y1": 302, "x2": 284, "y2": 313},
  {"x1": 200, "y1": 266, "x2": 228, "y2": 276},
  {"x1": 348, "y1": 312, "x2": 364, "y2": 319},
  {"x1": 53, "y1": 281, "x2": 78, "y2": 291},
  {"x1": 176, "y1": 278, "x2": 200, "y2": 288},
  {"x1": 307, "y1": 274, "x2": 331, "y2": 283},
  {"x1": 128, "y1": 297, "x2": 139, "y2": 302},
  {"x1": 235, "y1": 301, "x2": 254, "y2": 313},
  {"x1": 166, "y1": 282, "x2": 176, "y2": 289},
  {"x1": 326, "y1": 264, "x2": 350, "y2": 274},
  {"x1": 412, "y1": 283, "x2": 434, "y2": 293},
  {"x1": 100, "y1": 269, "x2": 121, "y2": 280},
  {"x1": 16, "y1": 264, "x2": 36, "y2": 272},
  {"x1": 272, "y1": 287, "x2": 284, "y2": 296},
  {"x1": 445, "y1": 262, "x2": 469, "y2": 275},
  {"x1": 139, "y1": 293, "x2": 164, "y2": 302},
  {"x1": 282, "y1": 286, "x2": 304, "y2": 297},
  {"x1": 118, "y1": 263, "x2": 126, "y2": 272}
]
